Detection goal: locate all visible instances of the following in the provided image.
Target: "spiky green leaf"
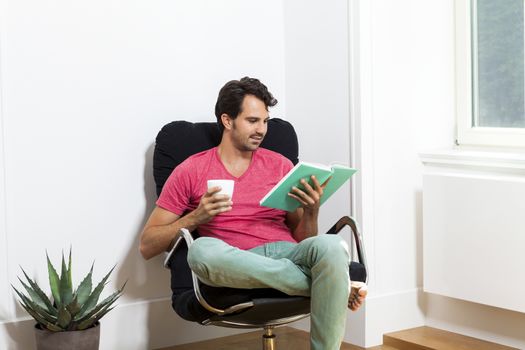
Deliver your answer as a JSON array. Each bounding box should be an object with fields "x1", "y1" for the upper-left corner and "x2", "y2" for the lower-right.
[
  {"x1": 77, "y1": 265, "x2": 115, "y2": 318},
  {"x1": 75, "y1": 289, "x2": 122, "y2": 322},
  {"x1": 46, "y1": 252, "x2": 61, "y2": 306},
  {"x1": 12, "y1": 286, "x2": 57, "y2": 324},
  {"x1": 76, "y1": 306, "x2": 114, "y2": 330},
  {"x1": 57, "y1": 305, "x2": 72, "y2": 329},
  {"x1": 19, "y1": 268, "x2": 56, "y2": 316},
  {"x1": 91, "y1": 305, "x2": 114, "y2": 321},
  {"x1": 66, "y1": 295, "x2": 81, "y2": 318},
  {"x1": 67, "y1": 247, "x2": 72, "y2": 291},
  {"x1": 18, "y1": 278, "x2": 48, "y2": 311},
  {"x1": 18, "y1": 301, "x2": 63, "y2": 331},
  {"x1": 43, "y1": 322, "x2": 64, "y2": 332},
  {"x1": 59, "y1": 252, "x2": 73, "y2": 306},
  {"x1": 74, "y1": 263, "x2": 93, "y2": 305}
]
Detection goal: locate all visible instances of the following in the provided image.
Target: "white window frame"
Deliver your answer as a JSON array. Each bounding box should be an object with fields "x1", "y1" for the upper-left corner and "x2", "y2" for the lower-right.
[{"x1": 456, "y1": 0, "x2": 525, "y2": 148}]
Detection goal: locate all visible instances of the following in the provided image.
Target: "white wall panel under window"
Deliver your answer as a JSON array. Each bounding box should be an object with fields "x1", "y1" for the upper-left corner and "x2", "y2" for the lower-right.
[{"x1": 423, "y1": 163, "x2": 525, "y2": 313}]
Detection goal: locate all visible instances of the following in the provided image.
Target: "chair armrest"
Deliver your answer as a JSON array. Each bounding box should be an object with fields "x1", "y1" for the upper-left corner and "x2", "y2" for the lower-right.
[
  {"x1": 163, "y1": 230, "x2": 192, "y2": 268},
  {"x1": 326, "y1": 216, "x2": 368, "y2": 283},
  {"x1": 165, "y1": 228, "x2": 254, "y2": 316}
]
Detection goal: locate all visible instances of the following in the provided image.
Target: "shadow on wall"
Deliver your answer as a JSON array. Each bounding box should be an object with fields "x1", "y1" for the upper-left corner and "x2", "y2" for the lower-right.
[
  {"x1": 1, "y1": 279, "x2": 38, "y2": 349},
  {"x1": 115, "y1": 142, "x2": 173, "y2": 349},
  {"x1": 415, "y1": 190, "x2": 423, "y2": 288},
  {"x1": 1, "y1": 317, "x2": 37, "y2": 350},
  {"x1": 415, "y1": 190, "x2": 426, "y2": 315},
  {"x1": 0, "y1": 305, "x2": 7, "y2": 322}
]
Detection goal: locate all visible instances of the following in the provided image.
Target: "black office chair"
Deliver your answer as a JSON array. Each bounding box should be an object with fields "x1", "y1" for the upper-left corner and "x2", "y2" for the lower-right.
[{"x1": 153, "y1": 118, "x2": 368, "y2": 350}]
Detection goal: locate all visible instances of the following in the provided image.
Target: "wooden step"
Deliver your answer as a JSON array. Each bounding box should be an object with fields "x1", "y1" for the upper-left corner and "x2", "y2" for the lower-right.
[{"x1": 383, "y1": 326, "x2": 518, "y2": 350}]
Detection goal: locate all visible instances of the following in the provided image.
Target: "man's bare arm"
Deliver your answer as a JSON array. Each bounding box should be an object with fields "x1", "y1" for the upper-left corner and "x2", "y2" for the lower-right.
[
  {"x1": 140, "y1": 207, "x2": 188, "y2": 260},
  {"x1": 139, "y1": 187, "x2": 232, "y2": 260},
  {"x1": 286, "y1": 176, "x2": 330, "y2": 242}
]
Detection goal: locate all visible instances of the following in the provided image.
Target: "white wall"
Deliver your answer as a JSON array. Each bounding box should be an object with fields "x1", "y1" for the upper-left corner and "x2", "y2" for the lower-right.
[
  {"x1": 358, "y1": 0, "x2": 525, "y2": 348},
  {"x1": 366, "y1": 0, "x2": 456, "y2": 294},
  {"x1": 0, "y1": 1, "x2": 288, "y2": 349},
  {"x1": 282, "y1": 0, "x2": 361, "y2": 341},
  {"x1": 353, "y1": 0, "x2": 455, "y2": 346},
  {"x1": 283, "y1": 0, "x2": 352, "y2": 243},
  {"x1": 0, "y1": 0, "x2": 355, "y2": 349}
]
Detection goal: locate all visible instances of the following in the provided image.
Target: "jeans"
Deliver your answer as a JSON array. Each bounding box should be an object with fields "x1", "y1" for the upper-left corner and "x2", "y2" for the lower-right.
[{"x1": 187, "y1": 234, "x2": 351, "y2": 350}]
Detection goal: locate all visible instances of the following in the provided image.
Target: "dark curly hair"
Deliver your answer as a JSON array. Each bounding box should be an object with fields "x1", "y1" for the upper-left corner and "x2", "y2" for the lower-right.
[{"x1": 214, "y1": 77, "x2": 278, "y2": 132}]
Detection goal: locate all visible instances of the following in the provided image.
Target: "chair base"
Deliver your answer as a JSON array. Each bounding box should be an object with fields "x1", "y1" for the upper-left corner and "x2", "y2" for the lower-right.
[{"x1": 262, "y1": 326, "x2": 275, "y2": 350}]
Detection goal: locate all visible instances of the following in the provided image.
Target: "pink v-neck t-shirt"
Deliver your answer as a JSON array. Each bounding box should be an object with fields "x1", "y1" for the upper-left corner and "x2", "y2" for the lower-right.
[{"x1": 156, "y1": 147, "x2": 297, "y2": 250}]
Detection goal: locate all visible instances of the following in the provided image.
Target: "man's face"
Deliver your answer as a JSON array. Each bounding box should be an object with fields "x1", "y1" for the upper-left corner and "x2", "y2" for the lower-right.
[{"x1": 227, "y1": 95, "x2": 269, "y2": 152}]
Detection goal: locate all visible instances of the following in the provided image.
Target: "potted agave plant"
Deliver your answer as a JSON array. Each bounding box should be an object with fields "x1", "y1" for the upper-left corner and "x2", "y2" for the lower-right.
[{"x1": 12, "y1": 249, "x2": 126, "y2": 350}]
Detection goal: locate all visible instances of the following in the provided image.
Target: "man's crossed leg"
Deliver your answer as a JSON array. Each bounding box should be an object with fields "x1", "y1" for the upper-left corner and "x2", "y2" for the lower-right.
[{"x1": 188, "y1": 234, "x2": 367, "y2": 350}]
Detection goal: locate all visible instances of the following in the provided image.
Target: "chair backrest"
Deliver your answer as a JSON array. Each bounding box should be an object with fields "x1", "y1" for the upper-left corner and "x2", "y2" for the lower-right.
[
  {"x1": 153, "y1": 118, "x2": 299, "y2": 196},
  {"x1": 152, "y1": 118, "x2": 300, "y2": 321}
]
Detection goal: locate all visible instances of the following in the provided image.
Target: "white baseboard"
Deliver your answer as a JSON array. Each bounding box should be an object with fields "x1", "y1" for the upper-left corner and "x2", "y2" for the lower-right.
[
  {"x1": 0, "y1": 297, "x2": 249, "y2": 350},
  {"x1": 363, "y1": 287, "x2": 426, "y2": 347}
]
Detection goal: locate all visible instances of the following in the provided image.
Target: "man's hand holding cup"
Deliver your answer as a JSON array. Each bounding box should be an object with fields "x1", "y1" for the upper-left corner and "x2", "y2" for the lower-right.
[{"x1": 193, "y1": 179, "x2": 234, "y2": 225}]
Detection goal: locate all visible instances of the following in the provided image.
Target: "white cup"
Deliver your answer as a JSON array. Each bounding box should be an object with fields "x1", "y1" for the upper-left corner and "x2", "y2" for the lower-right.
[{"x1": 207, "y1": 179, "x2": 235, "y2": 199}]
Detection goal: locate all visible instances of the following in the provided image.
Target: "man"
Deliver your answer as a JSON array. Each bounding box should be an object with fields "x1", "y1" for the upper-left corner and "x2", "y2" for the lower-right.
[{"x1": 140, "y1": 77, "x2": 367, "y2": 350}]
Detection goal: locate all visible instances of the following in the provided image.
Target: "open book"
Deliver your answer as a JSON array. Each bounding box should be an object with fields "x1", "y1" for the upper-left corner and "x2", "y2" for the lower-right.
[{"x1": 259, "y1": 161, "x2": 357, "y2": 212}]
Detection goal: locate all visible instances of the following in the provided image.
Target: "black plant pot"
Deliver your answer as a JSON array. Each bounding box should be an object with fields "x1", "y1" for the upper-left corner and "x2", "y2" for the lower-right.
[{"x1": 34, "y1": 322, "x2": 100, "y2": 350}]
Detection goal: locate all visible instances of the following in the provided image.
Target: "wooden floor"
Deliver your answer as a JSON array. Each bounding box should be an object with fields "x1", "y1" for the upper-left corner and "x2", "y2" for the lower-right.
[
  {"x1": 157, "y1": 326, "x2": 518, "y2": 350},
  {"x1": 157, "y1": 327, "x2": 365, "y2": 350}
]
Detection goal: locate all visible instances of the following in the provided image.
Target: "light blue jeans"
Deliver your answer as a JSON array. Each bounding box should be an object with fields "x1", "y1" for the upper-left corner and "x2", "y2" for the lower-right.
[{"x1": 187, "y1": 234, "x2": 351, "y2": 350}]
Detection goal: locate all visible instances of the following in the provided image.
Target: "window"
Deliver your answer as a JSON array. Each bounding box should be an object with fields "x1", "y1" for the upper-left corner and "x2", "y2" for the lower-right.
[{"x1": 456, "y1": 0, "x2": 525, "y2": 147}]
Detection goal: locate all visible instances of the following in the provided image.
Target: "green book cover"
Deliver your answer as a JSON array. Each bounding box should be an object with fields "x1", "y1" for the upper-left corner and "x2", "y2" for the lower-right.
[{"x1": 259, "y1": 162, "x2": 358, "y2": 211}]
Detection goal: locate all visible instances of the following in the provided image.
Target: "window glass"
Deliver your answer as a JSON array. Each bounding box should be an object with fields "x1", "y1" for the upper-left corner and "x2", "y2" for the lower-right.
[{"x1": 473, "y1": 0, "x2": 525, "y2": 128}]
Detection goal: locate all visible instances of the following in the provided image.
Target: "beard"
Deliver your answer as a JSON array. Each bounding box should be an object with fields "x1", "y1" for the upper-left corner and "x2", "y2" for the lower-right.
[
  {"x1": 232, "y1": 133, "x2": 263, "y2": 151},
  {"x1": 231, "y1": 121, "x2": 265, "y2": 152}
]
